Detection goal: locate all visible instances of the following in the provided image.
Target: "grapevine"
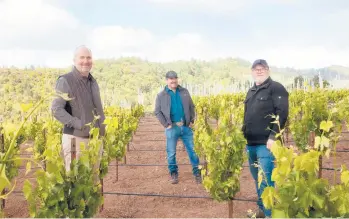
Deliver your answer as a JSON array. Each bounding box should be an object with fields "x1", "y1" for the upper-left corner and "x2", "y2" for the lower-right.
[
  {"x1": 194, "y1": 95, "x2": 246, "y2": 201},
  {"x1": 261, "y1": 123, "x2": 349, "y2": 218}
]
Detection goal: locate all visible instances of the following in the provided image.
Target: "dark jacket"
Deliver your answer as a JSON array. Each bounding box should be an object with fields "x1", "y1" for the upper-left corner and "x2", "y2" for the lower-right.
[
  {"x1": 242, "y1": 77, "x2": 289, "y2": 145},
  {"x1": 154, "y1": 85, "x2": 195, "y2": 128},
  {"x1": 51, "y1": 67, "x2": 105, "y2": 137}
]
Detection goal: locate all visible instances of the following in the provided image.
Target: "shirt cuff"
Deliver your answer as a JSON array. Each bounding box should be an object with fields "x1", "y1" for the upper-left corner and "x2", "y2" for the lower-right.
[
  {"x1": 269, "y1": 132, "x2": 276, "y2": 141},
  {"x1": 73, "y1": 118, "x2": 82, "y2": 130}
]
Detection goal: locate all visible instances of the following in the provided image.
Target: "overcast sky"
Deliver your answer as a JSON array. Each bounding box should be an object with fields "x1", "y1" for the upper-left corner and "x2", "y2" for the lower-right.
[{"x1": 0, "y1": 0, "x2": 348, "y2": 68}]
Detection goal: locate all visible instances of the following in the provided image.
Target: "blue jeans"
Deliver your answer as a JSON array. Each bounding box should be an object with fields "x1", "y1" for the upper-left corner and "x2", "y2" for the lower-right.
[
  {"x1": 246, "y1": 145, "x2": 275, "y2": 217},
  {"x1": 165, "y1": 125, "x2": 200, "y2": 175}
]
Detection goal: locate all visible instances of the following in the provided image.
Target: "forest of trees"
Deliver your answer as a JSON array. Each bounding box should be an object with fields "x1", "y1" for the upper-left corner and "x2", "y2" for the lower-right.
[{"x1": 1, "y1": 57, "x2": 348, "y2": 113}]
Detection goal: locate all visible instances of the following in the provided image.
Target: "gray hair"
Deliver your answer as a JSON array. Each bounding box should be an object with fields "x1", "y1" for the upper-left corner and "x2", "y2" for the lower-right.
[{"x1": 73, "y1": 45, "x2": 92, "y2": 58}]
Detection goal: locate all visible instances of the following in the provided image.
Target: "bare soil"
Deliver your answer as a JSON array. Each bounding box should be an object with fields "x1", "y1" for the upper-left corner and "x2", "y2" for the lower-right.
[{"x1": 2, "y1": 115, "x2": 349, "y2": 218}]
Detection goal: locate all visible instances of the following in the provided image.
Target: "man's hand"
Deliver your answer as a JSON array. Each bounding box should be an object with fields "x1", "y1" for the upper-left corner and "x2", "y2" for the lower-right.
[
  {"x1": 266, "y1": 139, "x2": 275, "y2": 150},
  {"x1": 189, "y1": 122, "x2": 193, "y2": 128},
  {"x1": 166, "y1": 125, "x2": 172, "y2": 129}
]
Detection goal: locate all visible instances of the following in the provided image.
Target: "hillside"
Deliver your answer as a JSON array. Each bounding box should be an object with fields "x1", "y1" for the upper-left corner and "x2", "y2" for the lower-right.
[{"x1": 1, "y1": 57, "x2": 349, "y2": 112}]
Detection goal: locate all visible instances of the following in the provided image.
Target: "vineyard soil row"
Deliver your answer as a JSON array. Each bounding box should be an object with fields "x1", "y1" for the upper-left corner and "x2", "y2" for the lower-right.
[{"x1": 2, "y1": 115, "x2": 349, "y2": 218}]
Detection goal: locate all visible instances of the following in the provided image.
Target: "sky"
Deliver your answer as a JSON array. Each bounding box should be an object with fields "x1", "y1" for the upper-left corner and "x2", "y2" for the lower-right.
[{"x1": 0, "y1": 0, "x2": 348, "y2": 69}]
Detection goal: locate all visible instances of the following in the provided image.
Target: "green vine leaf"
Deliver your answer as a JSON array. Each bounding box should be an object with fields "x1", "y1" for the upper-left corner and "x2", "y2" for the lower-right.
[
  {"x1": 320, "y1": 120, "x2": 333, "y2": 132},
  {"x1": 25, "y1": 162, "x2": 31, "y2": 176}
]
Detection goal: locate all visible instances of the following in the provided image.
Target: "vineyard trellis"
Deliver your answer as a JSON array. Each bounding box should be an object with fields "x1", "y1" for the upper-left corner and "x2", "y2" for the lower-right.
[
  {"x1": 2, "y1": 125, "x2": 349, "y2": 218},
  {"x1": 1, "y1": 87, "x2": 349, "y2": 217}
]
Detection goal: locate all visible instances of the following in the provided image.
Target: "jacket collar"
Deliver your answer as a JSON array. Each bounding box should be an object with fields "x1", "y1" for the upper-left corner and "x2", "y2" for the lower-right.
[
  {"x1": 164, "y1": 85, "x2": 183, "y2": 92},
  {"x1": 72, "y1": 66, "x2": 93, "y2": 81},
  {"x1": 251, "y1": 77, "x2": 272, "y2": 91}
]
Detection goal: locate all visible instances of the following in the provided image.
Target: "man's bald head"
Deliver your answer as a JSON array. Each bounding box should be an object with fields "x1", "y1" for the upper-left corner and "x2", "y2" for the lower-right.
[
  {"x1": 74, "y1": 45, "x2": 92, "y2": 58},
  {"x1": 73, "y1": 45, "x2": 93, "y2": 76}
]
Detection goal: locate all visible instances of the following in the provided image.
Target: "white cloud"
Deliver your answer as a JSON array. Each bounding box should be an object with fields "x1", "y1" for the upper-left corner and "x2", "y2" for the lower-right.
[
  {"x1": 0, "y1": 0, "x2": 78, "y2": 29},
  {"x1": 0, "y1": 0, "x2": 348, "y2": 69},
  {"x1": 146, "y1": 0, "x2": 246, "y2": 14},
  {"x1": 146, "y1": 0, "x2": 304, "y2": 14},
  {"x1": 88, "y1": 26, "x2": 217, "y2": 62},
  {"x1": 87, "y1": 26, "x2": 155, "y2": 59},
  {"x1": 86, "y1": 26, "x2": 214, "y2": 62},
  {"x1": 0, "y1": 0, "x2": 84, "y2": 67},
  {"x1": 0, "y1": 49, "x2": 73, "y2": 68},
  {"x1": 89, "y1": 26, "x2": 153, "y2": 49},
  {"x1": 87, "y1": 25, "x2": 227, "y2": 62},
  {"x1": 266, "y1": 0, "x2": 303, "y2": 5},
  {"x1": 0, "y1": 0, "x2": 81, "y2": 50},
  {"x1": 2, "y1": 23, "x2": 349, "y2": 68},
  {"x1": 322, "y1": 9, "x2": 349, "y2": 50},
  {"x1": 241, "y1": 46, "x2": 349, "y2": 69},
  {"x1": 151, "y1": 33, "x2": 215, "y2": 61}
]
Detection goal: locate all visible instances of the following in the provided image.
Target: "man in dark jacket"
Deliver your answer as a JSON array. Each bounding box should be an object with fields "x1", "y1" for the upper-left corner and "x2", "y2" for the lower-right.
[
  {"x1": 51, "y1": 45, "x2": 105, "y2": 181},
  {"x1": 154, "y1": 71, "x2": 201, "y2": 184},
  {"x1": 243, "y1": 59, "x2": 289, "y2": 218}
]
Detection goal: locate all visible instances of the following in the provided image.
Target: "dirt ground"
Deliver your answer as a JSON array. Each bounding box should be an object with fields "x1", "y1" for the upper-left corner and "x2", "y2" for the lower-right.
[{"x1": 2, "y1": 115, "x2": 349, "y2": 218}]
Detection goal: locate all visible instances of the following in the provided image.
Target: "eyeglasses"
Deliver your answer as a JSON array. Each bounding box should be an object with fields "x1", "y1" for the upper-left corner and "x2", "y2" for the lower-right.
[{"x1": 253, "y1": 68, "x2": 268, "y2": 72}]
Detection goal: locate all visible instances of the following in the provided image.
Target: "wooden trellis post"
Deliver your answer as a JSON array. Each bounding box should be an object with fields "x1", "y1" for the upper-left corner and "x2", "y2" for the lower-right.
[
  {"x1": 308, "y1": 131, "x2": 322, "y2": 178},
  {"x1": 0, "y1": 128, "x2": 6, "y2": 210},
  {"x1": 204, "y1": 156, "x2": 208, "y2": 176},
  {"x1": 42, "y1": 128, "x2": 47, "y2": 171},
  {"x1": 100, "y1": 179, "x2": 104, "y2": 212},
  {"x1": 71, "y1": 138, "x2": 76, "y2": 161},
  {"x1": 115, "y1": 159, "x2": 119, "y2": 182},
  {"x1": 228, "y1": 199, "x2": 234, "y2": 218}
]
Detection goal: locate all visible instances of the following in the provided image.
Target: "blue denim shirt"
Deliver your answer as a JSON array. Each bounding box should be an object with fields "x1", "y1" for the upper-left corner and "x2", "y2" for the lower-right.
[{"x1": 165, "y1": 86, "x2": 185, "y2": 123}]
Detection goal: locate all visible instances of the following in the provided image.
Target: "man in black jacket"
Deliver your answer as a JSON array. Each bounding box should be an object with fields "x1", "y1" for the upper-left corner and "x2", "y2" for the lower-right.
[
  {"x1": 154, "y1": 71, "x2": 201, "y2": 184},
  {"x1": 243, "y1": 59, "x2": 289, "y2": 218}
]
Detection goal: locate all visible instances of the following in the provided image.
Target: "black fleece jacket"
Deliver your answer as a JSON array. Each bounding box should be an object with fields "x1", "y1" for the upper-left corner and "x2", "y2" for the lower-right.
[{"x1": 242, "y1": 77, "x2": 289, "y2": 145}]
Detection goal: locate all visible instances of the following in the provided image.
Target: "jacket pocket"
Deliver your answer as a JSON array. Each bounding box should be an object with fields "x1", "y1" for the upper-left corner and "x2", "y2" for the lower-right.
[
  {"x1": 245, "y1": 120, "x2": 271, "y2": 138},
  {"x1": 256, "y1": 96, "x2": 274, "y2": 115},
  {"x1": 257, "y1": 96, "x2": 270, "y2": 101}
]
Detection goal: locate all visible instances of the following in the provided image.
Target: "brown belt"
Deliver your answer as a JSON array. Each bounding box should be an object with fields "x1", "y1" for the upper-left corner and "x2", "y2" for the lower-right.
[{"x1": 174, "y1": 121, "x2": 184, "y2": 127}]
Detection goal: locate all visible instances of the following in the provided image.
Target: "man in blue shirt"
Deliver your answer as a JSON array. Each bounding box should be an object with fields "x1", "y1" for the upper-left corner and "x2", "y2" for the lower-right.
[{"x1": 154, "y1": 71, "x2": 201, "y2": 184}]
